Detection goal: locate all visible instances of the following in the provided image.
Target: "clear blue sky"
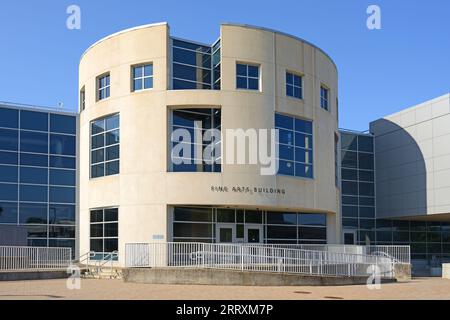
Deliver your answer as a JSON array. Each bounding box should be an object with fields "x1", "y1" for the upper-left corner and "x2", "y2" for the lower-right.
[{"x1": 0, "y1": 0, "x2": 448, "y2": 130}]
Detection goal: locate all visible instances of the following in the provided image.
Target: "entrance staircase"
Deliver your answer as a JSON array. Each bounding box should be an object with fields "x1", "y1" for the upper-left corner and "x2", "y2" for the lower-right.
[{"x1": 74, "y1": 251, "x2": 122, "y2": 280}]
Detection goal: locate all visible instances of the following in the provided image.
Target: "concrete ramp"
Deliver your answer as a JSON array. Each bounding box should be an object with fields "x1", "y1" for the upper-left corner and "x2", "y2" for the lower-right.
[{"x1": 123, "y1": 268, "x2": 391, "y2": 287}]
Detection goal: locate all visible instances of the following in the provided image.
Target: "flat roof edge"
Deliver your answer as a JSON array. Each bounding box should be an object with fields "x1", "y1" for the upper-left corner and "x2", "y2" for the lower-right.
[
  {"x1": 221, "y1": 22, "x2": 338, "y2": 72},
  {"x1": 0, "y1": 101, "x2": 78, "y2": 116},
  {"x1": 80, "y1": 22, "x2": 169, "y2": 61}
]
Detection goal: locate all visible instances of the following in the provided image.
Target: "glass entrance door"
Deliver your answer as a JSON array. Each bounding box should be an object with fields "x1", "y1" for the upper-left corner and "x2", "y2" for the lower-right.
[
  {"x1": 216, "y1": 224, "x2": 236, "y2": 243},
  {"x1": 245, "y1": 225, "x2": 263, "y2": 244}
]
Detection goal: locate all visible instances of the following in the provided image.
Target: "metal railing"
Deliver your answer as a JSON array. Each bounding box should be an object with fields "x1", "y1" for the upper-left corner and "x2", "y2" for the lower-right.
[
  {"x1": 249, "y1": 244, "x2": 411, "y2": 265},
  {"x1": 125, "y1": 242, "x2": 396, "y2": 279},
  {"x1": 0, "y1": 246, "x2": 72, "y2": 271}
]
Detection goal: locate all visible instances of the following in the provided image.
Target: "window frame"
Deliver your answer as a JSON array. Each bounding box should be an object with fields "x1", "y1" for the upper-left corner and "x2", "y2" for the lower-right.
[
  {"x1": 286, "y1": 71, "x2": 303, "y2": 100},
  {"x1": 236, "y1": 62, "x2": 261, "y2": 91},
  {"x1": 80, "y1": 86, "x2": 86, "y2": 111},
  {"x1": 131, "y1": 63, "x2": 154, "y2": 92},
  {"x1": 90, "y1": 113, "x2": 120, "y2": 179},
  {"x1": 320, "y1": 85, "x2": 330, "y2": 111},
  {"x1": 97, "y1": 73, "x2": 110, "y2": 102}
]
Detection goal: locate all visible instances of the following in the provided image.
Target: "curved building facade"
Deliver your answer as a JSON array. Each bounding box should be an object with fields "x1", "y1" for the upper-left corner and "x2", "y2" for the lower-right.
[{"x1": 78, "y1": 23, "x2": 340, "y2": 263}]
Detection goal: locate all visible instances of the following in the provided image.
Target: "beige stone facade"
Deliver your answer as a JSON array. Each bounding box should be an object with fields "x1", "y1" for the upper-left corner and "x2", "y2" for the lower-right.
[{"x1": 78, "y1": 23, "x2": 340, "y2": 264}]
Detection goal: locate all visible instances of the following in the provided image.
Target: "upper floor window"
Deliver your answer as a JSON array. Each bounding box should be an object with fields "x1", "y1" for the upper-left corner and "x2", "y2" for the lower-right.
[
  {"x1": 80, "y1": 86, "x2": 86, "y2": 111},
  {"x1": 132, "y1": 64, "x2": 153, "y2": 91},
  {"x1": 97, "y1": 74, "x2": 110, "y2": 101},
  {"x1": 275, "y1": 113, "x2": 313, "y2": 179},
  {"x1": 236, "y1": 63, "x2": 259, "y2": 91},
  {"x1": 286, "y1": 72, "x2": 303, "y2": 99},
  {"x1": 320, "y1": 85, "x2": 329, "y2": 111},
  {"x1": 91, "y1": 114, "x2": 119, "y2": 178},
  {"x1": 170, "y1": 108, "x2": 221, "y2": 173}
]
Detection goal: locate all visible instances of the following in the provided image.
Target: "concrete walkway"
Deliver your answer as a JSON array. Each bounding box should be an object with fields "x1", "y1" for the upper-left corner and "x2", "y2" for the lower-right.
[{"x1": 0, "y1": 277, "x2": 449, "y2": 300}]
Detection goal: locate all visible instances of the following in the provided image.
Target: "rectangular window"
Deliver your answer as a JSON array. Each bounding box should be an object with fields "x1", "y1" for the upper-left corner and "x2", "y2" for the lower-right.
[
  {"x1": 90, "y1": 208, "x2": 119, "y2": 260},
  {"x1": 236, "y1": 63, "x2": 260, "y2": 91},
  {"x1": 320, "y1": 86, "x2": 329, "y2": 110},
  {"x1": 132, "y1": 64, "x2": 153, "y2": 91},
  {"x1": 170, "y1": 108, "x2": 221, "y2": 173},
  {"x1": 286, "y1": 72, "x2": 303, "y2": 99},
  {"x1": 275, "y1": 113, "x2": 313, "y2": 179},
  {"x1": 80, "y1": 87, "x2": 86, "y2": 111},
  {"x1": 172, "y1": 39, "x2": 219, "y2": 90},
  {"x1": 90, "y1": 114, "x2": 120, "y2": 178},
  {"x1": 97, "y1": 74, "x2": 110, "y2": 101}
]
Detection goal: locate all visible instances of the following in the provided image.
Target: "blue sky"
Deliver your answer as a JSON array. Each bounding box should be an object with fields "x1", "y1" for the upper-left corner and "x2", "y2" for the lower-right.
[{"x1": 0, "y1": 0, "x2": 448, "y2": 130}]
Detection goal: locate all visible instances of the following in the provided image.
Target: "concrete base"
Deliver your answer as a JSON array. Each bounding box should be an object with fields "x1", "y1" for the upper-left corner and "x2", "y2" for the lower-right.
[
  {"x1": 0, "y1": 270, "x2": 69, "y2": 281},
  {"x1": 443, "y1": 264, "x2": 450, "y2": 279},
  {"x1": 123, "y1": 268, "x2": 395, "y2": 287}
]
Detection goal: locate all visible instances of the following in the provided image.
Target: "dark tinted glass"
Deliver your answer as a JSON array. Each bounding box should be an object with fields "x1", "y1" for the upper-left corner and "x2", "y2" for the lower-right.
[
  {"x1": 20, "y1": 185, "x2": 47, "y2": 202},
  {"x1": 0, "y1": 165, "x2": 18, "y2": 183},
  {"x1": 173, "y1": 223, "x2": 212, "y2": 238},
  {"x1": 358, "y1": 136, "x2": 374, "y2": 152},
  {"x1": 20, "y1": 167, "x2": 48, "y2": 184},
  {"x1": 19, "y1": 203, "x2": 48, "y2": 224},
  {"x1": 0, "y1": 151, "x2": 18, "y2": 165},
  {"x1": 90, "y1": 210, "x2": 103, "y2": 223},
  {"x1": 359, "y1": 170, "x2": 374, "y2": 182},
  {"x1": 104, "y1": 239, "x2": 118, "y2": 252},
  {"x1": 342, "y1": 169, "x2": 357, "y2": 181},
  {"x1": 20, "y1": 111, "x2": 48, "y2": 131},
  {"x1": 298, "y1": 214, "x2": 327, "y2": 226},
  {"x1": 0, "y1": 183, "x2": 18, "y2": 201},
  {"x1": 104, "y1": 223, "x2": 118, "y2": 237},
  {"x1": 50, "y1": 135, "x2": 76, "y2": 156},
  {"x1": 50, "y1": 114, "x2": 76, "y2": 134},
  {"x1": 341, "y1": 133, "x2": 358, "y2": 151},
  {"x1": 20, "y1": 131, "x2": 48, "y2": 153},
  {"x1": 275, "y1": 114, "x2": 294, "y2": 130},
  {"x1": 245, "y1": 211, "x2": 263, "y2": 224},
  {"x1": 49, "y1": 187, "x2": 75, "y2": 203},
  {"x1": 359, "y1": 182, "x2": 374, "y2": 197},
  {"x1": 0, "y1": 108, "x2": 19, "y2": 128},
  {"x1": 0, "y1": 202, "x2": 18, "y2": 223},
  {"x1": 295, "y1": 119, "x2": 313, "y2": 134},
  {"x1": 20, "y1": 153, "x2": 48, "y2": 167},
  {"x1": 174, "y1": 207, "x2": 212, "y2": 222},
  {"x1": 342, "y1": 181, "x2": 358, "y2": 195},
  {"x1": 217, "y1": 209, "x2": 235, "y2": 223},
  {"x1": 267, "y1": 212, "x2": 297, "y2": 225},
  {"x1": 104, "y1": 209, "x2": 118, "y2": 222},
  {"x1": 49, "y1": 169, "x2": 75, "y2": 186},
  {"x1": 342, "y1": 206, "x2": 358, "y2": 218},
  {"x1": 49, "y1": 204, "x2": 75, "y2": 225},
  {"x1": 299, "y1": 227, "x2": 327, "y2": 240},
  {"x1": 359, "y1": 153, "x2": 374, "y2": 170},
  {"x1": 90, "y1": 224, "x2": 103, "y2": 237},
  {"x1": 105, "y1": 161, "x2": 119, "y2": 176},
  {"x1": 27, "y1": 225, "x2": 47, "y2": 238},
  {"x1": 106, "y1": 115, "x2": 119, "y2": 131},
  {"x1": 341, "y1": 150, "x2": 357, "y2": 168},
  {"x1": 359, "y1": 206, "x2": 375, "y2": 218},
  {"x1": 0, "y1": 129, "x2": 18, "y2": 151},
  {"x1": 49, "y1": 226, "x2": 75, "y2": 238},
  {"x1": 50, "y1": 156, "x2": 75, "y2": 169},
  {"x1": 267, "y1": 226, "x2": 296, "y2": 239}
]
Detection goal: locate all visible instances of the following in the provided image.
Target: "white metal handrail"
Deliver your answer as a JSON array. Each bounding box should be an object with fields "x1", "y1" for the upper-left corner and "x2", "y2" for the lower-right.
[
  {"x1": 0, "y1": 246, "x2": 72, "y2": 271},
  {"x1": 125, "y1": 242, "x2": 396, "y2": 279}
]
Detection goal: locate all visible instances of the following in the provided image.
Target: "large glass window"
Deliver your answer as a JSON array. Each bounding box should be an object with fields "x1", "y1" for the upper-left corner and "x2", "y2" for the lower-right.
[
  {"x1": 170, "y1": 109, "x2": 221, "y2": 173},
  {"x1": 50, "y1": 114, "x2": 76, "y2": 134},
  {"x1": 132, "y1": 64, "x2": 153, "y2": 91},
  {"x1": 90, "y1": 208, "x2": 119, "y2": 260},
  {"x1": 0, "y1": 108, "x2": 19, "y2": 128},
  {"x1": 275, "y1": 113, "x2": 313, "y2": 179},
  {"x1": 172, "y1": 39, "x2": 219, "y2": 90},
  {"x1": 97, "y1": 74, "x2": 110, "y2": 101},
  {"x1": 286, "y1": 72, "x2": 303, "y2": 99},
  {"x1": 236, "y1": 63, "x2": 259, "y2": 90},
  {"x1": 20, "y1": 131, "x2": 48, "y2": 154},
  {"x1": 91, "y1": 114, "x2": 120, "y2": 178},
  {"x1": 21, "y1": 111, "x2": 48, "y2": 131}
]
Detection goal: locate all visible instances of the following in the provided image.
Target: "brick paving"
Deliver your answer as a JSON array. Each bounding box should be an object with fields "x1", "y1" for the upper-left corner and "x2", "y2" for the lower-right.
[{"x1": 0, "y1": 277, "x2": 449, "y2": 300}]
